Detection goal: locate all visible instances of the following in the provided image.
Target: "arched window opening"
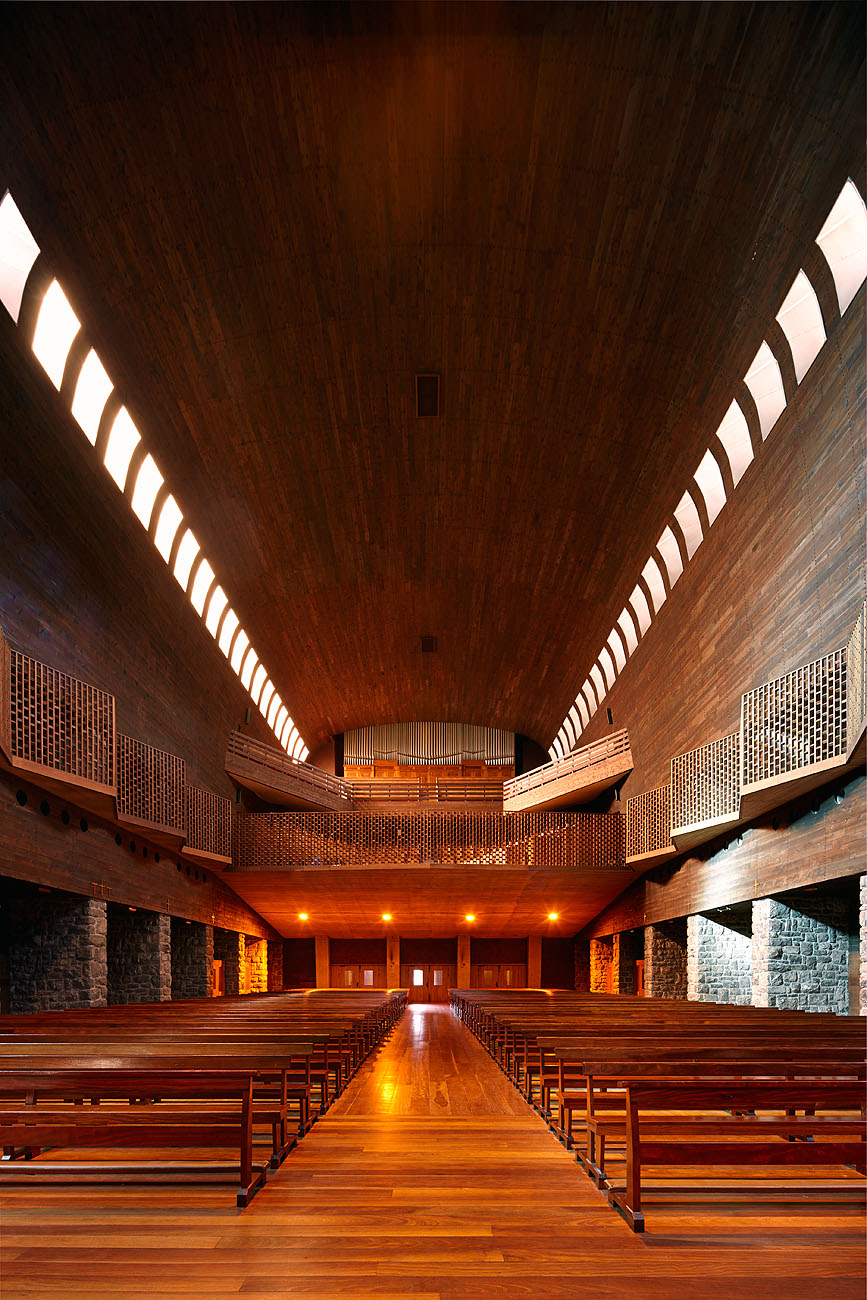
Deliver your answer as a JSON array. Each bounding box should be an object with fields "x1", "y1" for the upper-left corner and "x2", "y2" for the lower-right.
[
  {"x1": 693, "y1": 448, "x2": 727, "y2": 527},
  {"x1": 599, "y1": 647, "x2": 616, "y2": 690},
  {"x1": 641, "y1": 557, "x2": 666, "y2": 613},
  {"x1": 189, "y1": 559, "x2": 215, "y2": 617},
  {"x1": 775, "y1": 270, "x2": 826, "y2": 382},
  {"x1": 32, "y1": 280, "x2": 80, "y2": 389},
  {"x1": 656, "y1": 525, "x2": 683, "y2": 588},
  {"x1": 130, "y1": 454, "x2": 164, "y2": 529},
  {"x1": 218, "y1": 609, "x2": 239, "y2": 658},
  {"x1": 815, "y1": 179, "x2": 867, "y2": 315},
  {"x1": 617, "y1": 608, "x2": 638, "y2": 656},
  {"x1": 154, "y1": 495, "x2": 183, "y2": 563},
  {"x1": 714, "y1": 400, "x2": 753, "y2": 489},
  {"x1": 0, "y1": 192, "x2": 40, "y2": 322},
  {"x1": 744, "y1": 341, "x2": 786, "y2": 439},
  {"x1": 71, "y1": 349, "x2": 113, "y2": 445},
  {"x1": 673, "y1": 490, "x2": 703, "y2": 560},
  {"x1": 628, "y1": 584, "x2": 652, "y2": 637},
  {"x1": 103, "y1": 407, "x2": 141, "y2": 491},
  {"x1": 173, "y1": 529, "x2": 200, "y2": 591},
  {"x1": 204, "y1": 585, "x2": 228, "y2": 637}
]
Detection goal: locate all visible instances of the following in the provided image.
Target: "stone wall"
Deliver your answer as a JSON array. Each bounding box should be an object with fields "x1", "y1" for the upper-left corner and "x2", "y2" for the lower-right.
[
  {"x1": 171, "y1": 918, "x2": 213, "y2": 999},
  {"x1": 247, "y1": 938, "x2": 268, "y2": 993},
  {"x1": 0, "y1": 884, "x2": 107, "y2": 1011},
  {"x1": 687, "y1": 909, "x2": 751, "y2": 1004},
  {"x1": 644, "y1": 918, "x2": 687, "y2": 998},
  {"x1": 752, "y1": 887, "x2": 851, "y2": 1014},
  {"x1": 107, "y1": 906, "x2": 171, "y2": 1003},
  {"x1": 589, "y1": 936, "x2": 613, "y2": 993},
  {"x1": 214, "y1": 927, "x2": 244, "y2": 995},
  {"x1": 574, "y1": 938, "x2": 590, "y2": 992}
]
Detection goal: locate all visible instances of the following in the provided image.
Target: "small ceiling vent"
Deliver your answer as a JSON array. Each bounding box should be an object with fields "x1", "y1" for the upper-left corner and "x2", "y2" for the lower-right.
[
  {"x1": 416, "y1": 373, "x2": 440, "y2": 417},
  {"x1": 421, "y1": 635, "x2": 437, "y2": 653}
]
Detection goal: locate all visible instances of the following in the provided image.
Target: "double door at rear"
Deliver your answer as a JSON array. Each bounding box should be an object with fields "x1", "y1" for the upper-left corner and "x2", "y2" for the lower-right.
[
  {"x1": 400, "y1": 963, "x2": 456, "y2": 1003},
  {"x1": 471, "y1": 962, "x2": 526, "y2": 990}
]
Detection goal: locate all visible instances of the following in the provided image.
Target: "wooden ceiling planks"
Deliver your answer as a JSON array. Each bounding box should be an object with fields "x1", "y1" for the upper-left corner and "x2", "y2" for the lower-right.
[{"x1": 0, "y1": 3, "x2": 863, "y2": 750}]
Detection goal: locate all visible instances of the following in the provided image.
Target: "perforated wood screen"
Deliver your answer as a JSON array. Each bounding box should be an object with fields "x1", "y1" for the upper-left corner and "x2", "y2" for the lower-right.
[
  {"x1": 0, "y1": 626, "x2": 11, "y2": 761},
  {"x1": 233, "y1": 809, "x2": 625, "y2": 871},
  {"x1": 741, "y1": 648, "x2": 847, "y2": 788},
  {"x1": 847, "y1": 599, "x2": 866, "y2": 749},
  {"x1": 624, "y1": 785, "x2": 672, "y2": 860},
  {"x1": 671, "y1": 732, "x2": 740, "y2": 835},
  {"x1": 116, "y1": 733, "x2": 185, "y2": 832},
  {"x1": 9, "y1": 648, "x2": 115, "y2": 789},
  {"x1": 186, "y1": 784, "x2": 232, "y2": 860}
]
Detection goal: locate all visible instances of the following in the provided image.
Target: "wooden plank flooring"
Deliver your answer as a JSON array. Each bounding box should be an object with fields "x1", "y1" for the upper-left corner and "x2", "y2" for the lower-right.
[{"x1": 1, "y1": 1004, "x2": 864, "y2": 1298}]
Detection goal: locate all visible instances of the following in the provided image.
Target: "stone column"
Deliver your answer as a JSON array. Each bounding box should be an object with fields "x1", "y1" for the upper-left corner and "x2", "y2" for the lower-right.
[
  {"x1": 644, "y1": 919, "x2": 687, "y2": 999},
  {"x1": 267, "y1": 938, "x2": 284, "y2": 991},
  {"x1": 213, "y1": 927, "x2": 244, "y2": 995},
  {"x1": 171, "y1": 918, "x2": 213, "y2": 999},
  {"x1": 752, "y1": 892, "x2": 850, "y2": 1014},
  {"x1": 687, "y1": 910, "x2": 751, "y2": 1004},
  {"x1": 107, "y1": 906, "x2": 171, "y2": 1003},
  {"x1": 612, "y1": 930, "x2": 643, "y2": 994},
  {"x1": 589, "y1": 936, "x2": 613, "y2": 992},
  {"x1": 5, "y1": 890, "x2": 107, "y2": 1012},
  {"x1": 247, "y1": 938, "x2": 268, "y2": 993}
]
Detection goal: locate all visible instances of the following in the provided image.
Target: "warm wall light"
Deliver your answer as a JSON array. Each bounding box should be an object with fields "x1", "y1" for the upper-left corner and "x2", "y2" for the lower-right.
[
  {"x1": 465, "y1": 913, "x2": 475, "y2": 922},
  {"x1": 548, "y1": 912, "x2": 559, "y2": 920},
  {"x1": 382, "y1": 913, "x2": 392, "y2": 921},
  {"x1": 298, "y1": 912, "x2": 308, "y2": 921}
]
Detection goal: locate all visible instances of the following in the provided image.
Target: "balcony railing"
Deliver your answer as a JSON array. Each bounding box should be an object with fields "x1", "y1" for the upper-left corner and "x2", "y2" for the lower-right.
[
  {"x1": 226, "y1": 730, "x2": 353, "y2": 807},
  {"x1": 1, "y1": 629, "x2": 116, "y2": 797},
  {"x1": 116, "y1": 733, "x2": 186, "y2": 838},
  {"x1": 847, "y1": 598, "x2": 866, "y2": 757},
  {"x1": 185, "y1": 784, "x2": 232, "y2": 863},
  {"x1": 504, "y1": 729, "x2": 631, "y2": 800},
  {"x1": 740, "y1": 647, "x2": 847, "y2": 791},
  {"x1": 350, "y1": 780, "x2": 503, "y2": 804},
  {"x1": 232, "y1": 809, "x2": 625, "y2": 871},
  {"x1": 671, "y1": 732, "x2": 740, "y2": 843},
  {"x1": 624, "y1": 784, "x2": 673, "y2": 863}
]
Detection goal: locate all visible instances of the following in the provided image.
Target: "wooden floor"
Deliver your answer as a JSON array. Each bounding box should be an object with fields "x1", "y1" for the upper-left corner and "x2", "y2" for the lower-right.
[{"x1": 1, "y1": 1003, "x2": 864, "y2": 1298}]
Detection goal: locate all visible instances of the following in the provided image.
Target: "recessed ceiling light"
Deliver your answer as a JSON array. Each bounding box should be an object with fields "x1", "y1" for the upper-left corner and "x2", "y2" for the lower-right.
[
  {"x1": 298, "y1": 912, "x2": 308, "y2": 921},
  {"x1": 382, "y1": 913, "x2": 392, "y2": 921},
  {"x1": 465, "y1": 913, "x2": 475, "y2": 922},
  {"x1": 548, "y1": 912, "x2": 559, "y2": 921}
]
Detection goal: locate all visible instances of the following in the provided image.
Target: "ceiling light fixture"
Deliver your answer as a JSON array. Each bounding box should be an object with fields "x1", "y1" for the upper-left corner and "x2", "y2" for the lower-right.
[
  {"x1": 548, "y1": 912, "x2": 559, "y2": 920},
  {"x1": 465, "y1": 913, "x2": 475, "y2": 922},
  {"x1": 382, "y1": 913, "x2": 392, "y2": 922},
  {"x1": 298, "y1": 912, "x2": 308, "y2": 921}
]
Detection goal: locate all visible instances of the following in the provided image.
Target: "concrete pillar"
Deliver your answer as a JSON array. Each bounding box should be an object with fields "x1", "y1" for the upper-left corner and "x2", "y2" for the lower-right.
[
  {"x1": 687, "y1": 909, "x2": 751, "y2": 1005},
  {"x1": 315, "y1": 934, "x2": 330, "y2": 988},
  {"x1": 107, "y1": 906, "x2": 171, "y2": 1003},
  {"x1": 247, "y1": 937, "x2": 268, "y2": 993},
  {"x1": 574, "y1": 938, "x2": 591, "y2": 991},
  {"x1": 527, "y1": 935, "x2": 542, "y2": 988},
  {"x1": 386, "y1": 934, "x2": 400, "y2": 987},
  {"x1": 589, "y1": 936, "x2": 613, "y2": 992},
  {"x1": 213, "y1": 927, "x2": 244, "y2": 995},
  {"x1": 170, "y1": 918, "x2": 213, "y2": 999},
  {"x1": 456, "y1": 933, "x2": 470, "y2": 987},
  {"x1": 267, "y1": 938, "x2": 284, "y2": 991},
  {"x1": 4, "y1": 890, "x2": 107, "y2": 1012},
  {"x1": 752, "y1": 891, "x2": 850, "y2": 1014},
  {"x1": 644, "y1": 919, "x2": 687, "y2": 999}
]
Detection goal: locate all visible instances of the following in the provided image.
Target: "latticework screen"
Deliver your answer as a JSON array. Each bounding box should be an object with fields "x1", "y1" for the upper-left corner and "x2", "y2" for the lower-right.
[
  {"x1": 741, "y1": 648, "x2": 847, "y2": 787},
  {"x1": 186, "y1": 784, "x2": 232, "y2": 859},
  {"x1": 116, "y1": 733, "x2": 185, "y2": 831},
  {"x1": 344, "y1": 723, "x2": 514, "y2": 766},
  {"x1": 0, "y1": 626, "x2": 11, "y2": 759},
  {"x1": 625, "y1": 785, "x2": 671, "y2": 859},
  {"x1": 233, "y1": 809, "x2": 625, "y2": 871},
  {"x1": 9, "y1": 649, "x2": 115, "y2": 789},
  {"x1": 671, "y1": 732, "x2": 740, "y2": 834},
  {"x1": 847, "y1": 599, "x2": 866, "y2": 749}
]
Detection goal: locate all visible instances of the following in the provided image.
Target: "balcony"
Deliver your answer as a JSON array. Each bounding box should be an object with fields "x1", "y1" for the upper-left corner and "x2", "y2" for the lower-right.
[
  {"x1": 671, "y1": 732, "x2": 741, "y2": 851},
  {"x1": 0, "y1": 626, "x2": 116, "y2": 816},
  {"x1": 225, "y1": 731, "x2": 354, "y2": 811},
  {"x1": 502, "y1": 729, "x2": 633, "y2": 812},
  {"x1": 847, "y1": 598, "x2": 866, "y2": 761},
  {"x1": 184, "y1": 784, "x2": 232, "y2": 866},
  {"x1": 624, "y1": 784, "x2": 676, "y2": 866},
  {"x1": 116, "y1": 733, "x2": 186, "y2": 846},
  {"x1": 350, "y1": 779, "x2": 504, "y2": 809}
]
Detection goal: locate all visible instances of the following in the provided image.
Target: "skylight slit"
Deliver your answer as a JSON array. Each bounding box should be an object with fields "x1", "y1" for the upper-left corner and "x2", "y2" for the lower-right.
[
  {"x1": 815, "y1": 179, "x2": 867, "y2": 315},
  {"x1": 32, "y1": 281, "x2": 80, "y2": 390},
  {"x1": 0, "y1": 192, "x2": 40, "y2": 322},
  {"x1": 218, "y1": 609, "x2": 239, "y2": 658},
  {"x1": 71, "y1": 349, "x2": 113, "y2": 445},
  {"x1": 103, "y1": 407, "x2": 141, "y2": 491},
  {"x1": 204, "y1": 585, "x2": 228, "y2": 637},
  {"x1": 238, "y1": 646, "x2": 257, "y2": 689},
  {"x1": 599, "y1": 647, "x2": 616, "y2": 690},
  {"x1": 655, "y1": 527, "x2": 683, "y2": 589},
  {"x1": 693, "y1": 449, "x2": 727, "y2": 527},
  {"x1": 640, "y1": 557, "x2": 666, "y2": 614},
  {"x1": 589, "y1": 663, "x2": 606, "y2": 705},
  {"x1": 154, "y1": 496, "x2": 183, "y2": 562},
  {"x1": 628, "y1": 585, "x2": 652, "y2": 637},
  {"x1": 250, "y1": 664, "x2": 267, "y2": 705},
  {"x1": 744, "y1": 342, "x2": 786, "y2": 439},
  {"x1": 617, "y1": 609, "x2": 638, "y2": 656},
  {"x1": 230, "y1": 630, "x2": 251, "y2": 676},
  {"x1": 714, "y1": 401, "x2": 753, "y2": 490},
  {"x1": 258, "y1": 680, "x2": 275, "y2": 716},
  {"x1": 775, "y1": 270, "x2": 826, "y2": 383},
  {"x1": 173, "y1": 529, "x2": 200, "y2": 591},
  {"x1": 189, "y1": 560, "x2": 215, "y2": 616},
  {"x1": 130, "y1": 454, "x2": 164, "y2": 529},
  {"x1": 673, "y1": 491, "x2": 703, "y2": 560}
]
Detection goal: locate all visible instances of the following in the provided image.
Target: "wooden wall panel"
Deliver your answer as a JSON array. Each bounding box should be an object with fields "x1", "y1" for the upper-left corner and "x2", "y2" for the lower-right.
[{"x1": 0, "y1": 770, "x2": 276, "y2": 938}]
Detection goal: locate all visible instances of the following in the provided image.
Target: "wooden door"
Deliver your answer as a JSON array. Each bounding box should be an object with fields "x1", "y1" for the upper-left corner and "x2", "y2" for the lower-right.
[
  {"x1": 400, "y1": 962, "x2": 453, "y2": 1002},
  {"x1": 471, "y1": 963, "x2": 526, "y2": 990},
  {"x1": 498, "y1": 963, "x2": 526, "y2": 990},
  {"x1": 331, "y1": 963, "x2": 359, "y2": 988},
  {"x1": 428, "y1": 963, "x2": 456, "y2": 1002}
]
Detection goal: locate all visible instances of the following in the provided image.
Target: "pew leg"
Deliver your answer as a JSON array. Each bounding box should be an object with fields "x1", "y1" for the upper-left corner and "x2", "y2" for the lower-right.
[{"x1": 609, "y1": 1099, "x2": 644, "y2": 1233}]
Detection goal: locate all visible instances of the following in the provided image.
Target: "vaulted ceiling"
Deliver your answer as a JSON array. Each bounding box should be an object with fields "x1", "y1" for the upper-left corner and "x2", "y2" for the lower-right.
[{"x1": 0, "y1": 2, "x2": 863, "y2": 753}]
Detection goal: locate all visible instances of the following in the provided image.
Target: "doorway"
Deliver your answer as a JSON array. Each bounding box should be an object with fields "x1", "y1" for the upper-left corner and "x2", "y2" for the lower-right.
[
  {"x1": 400, "y1": 963, "x2": 456, "y2": 1003},
  {"x1": 471, "y1": 962, "x2": 527, "y2": 990}
]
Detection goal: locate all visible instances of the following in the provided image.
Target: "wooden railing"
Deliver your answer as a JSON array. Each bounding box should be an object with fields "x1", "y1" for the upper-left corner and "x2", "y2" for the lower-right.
[
  {"x1": 226, "y1": 730, "x2": 353, "y2": 803},
  {"x1": 116, "y1": 733, "x2": 186, "y2": 836},
  {"x1": 350, "y1": 780, "x2": 503, "y2": 804},
  {"x1": 2, "y1": 632, "x2": 116, "y2": 795},
  {"x1": 671, "y1": 732, "x2": 740, "y2": 839},
  {"x1": 740, "y1": 647, "x2": 847, "y2": 791},
  {"x1": 625, "y1": 784, "x2": 673, "y2": 862},
  {"x1": 233, "y1": 809, "x2": 625, "y2": 871},
  {"x1": 503, "y1": 729, "x2": 630, "y2": 800}
]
